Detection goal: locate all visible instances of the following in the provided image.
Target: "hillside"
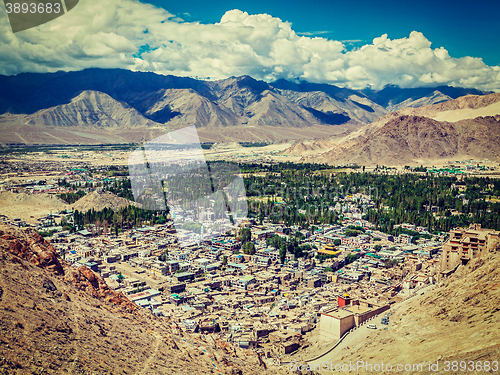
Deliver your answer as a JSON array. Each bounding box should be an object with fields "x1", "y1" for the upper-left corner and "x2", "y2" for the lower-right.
[
  {"x1": 316, "y1": 114, "x2": 500, "y2": 165},
  {"x1": 0, "y1": 224, "x2": 286, "y2": 375},
  {"x1": 71, "y1": 189, "x2": 141, "y2": 212},
  {"x1": 411, "y1": 93, "x2": 500, "y2": 122},
  {"x1": 310, "y1": 246, "x2": 500, "y2": 374},
  {"x1": 276, "y1": 90, "x2": 386, "y2": 125},
  {"x1": 362, "y1": 84, "x2": 490, "y2": 110},
  {"x1": 385, "y1": 90, "x2": 453, "y2": 111},
  {"x1": 25, "y1": 91, "x2": 158, "y2": 129}
]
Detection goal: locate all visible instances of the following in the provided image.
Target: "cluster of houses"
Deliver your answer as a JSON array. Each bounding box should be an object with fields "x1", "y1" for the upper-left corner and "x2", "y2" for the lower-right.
[{"x1": 44, "y1": 216, "x2": 443, "y2": 359}]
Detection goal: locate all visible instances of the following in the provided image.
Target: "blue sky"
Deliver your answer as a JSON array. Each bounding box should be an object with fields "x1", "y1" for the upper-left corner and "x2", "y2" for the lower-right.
[
  {"x1": 145, "y1": 0, "x2": 500, "y2": 66},
  {"x1": 1, "y1": 0, "x2": 499, "y2": 91}
]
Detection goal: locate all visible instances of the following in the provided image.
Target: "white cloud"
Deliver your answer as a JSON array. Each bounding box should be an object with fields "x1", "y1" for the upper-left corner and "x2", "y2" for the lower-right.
[
  {"x1": 297, "y1": 31, "x2": 332, "y2": 36},
  {"x1": 0, "y1": 0, "x2": 499, "y2": 91}
]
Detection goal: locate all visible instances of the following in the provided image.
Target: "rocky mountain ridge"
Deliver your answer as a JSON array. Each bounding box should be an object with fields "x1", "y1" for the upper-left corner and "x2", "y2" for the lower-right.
[{"x1": 25, "y1": 91, "x2": 157, "y2": 128}]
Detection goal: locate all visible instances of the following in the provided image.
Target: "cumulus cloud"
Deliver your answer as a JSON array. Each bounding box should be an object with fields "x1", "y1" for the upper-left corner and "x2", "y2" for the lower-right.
[{"x1": 0, "y1": 0, "x2": 499, "y2": 91}]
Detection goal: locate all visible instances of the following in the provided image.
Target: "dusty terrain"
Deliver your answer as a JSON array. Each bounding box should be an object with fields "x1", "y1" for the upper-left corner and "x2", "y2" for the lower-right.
[
  {"x1": 0, "y1": 192, "x2": 68, "y2": 224},
  {"x1": 0, "y1": 190, "x2": 140, "y2": 224},
  {"x1": 0, "y1": 116, "x2": 353, "y2": 145},
  {"x1": 0, "y1": 224, "x2": 288, "y2": 375}
]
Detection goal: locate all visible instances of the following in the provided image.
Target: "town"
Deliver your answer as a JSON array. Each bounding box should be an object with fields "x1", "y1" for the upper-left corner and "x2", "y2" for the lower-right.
[{"x1": 0, "y1": 147, "x2": 499, "y2": 364}]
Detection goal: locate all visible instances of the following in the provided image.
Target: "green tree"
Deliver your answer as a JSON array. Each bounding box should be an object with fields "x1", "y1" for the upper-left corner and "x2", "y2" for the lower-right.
[
  {"x1": 117, "y1": 272, "x2": 125, "y2": 283},
  {"x1": 345, "y1": 253, "x2": 357, "y2": 264},
  {"x1": 384, "y1": 259, "x2": 399, "y2": 268},
  {"x1": 268, "y1": 234, "x2": 283, "y2": 250},
  {"x1": 242, "y1": 242, "x2": 255, "y2": 255},
  {"x1": 345, "y1": 229, "x2": 361, "y2": 237},
  {"x1": 239, "y1": 227, "x2": 251, "y2": 243},
  {"x1": 279, "y1": 244, "x2": 287, "y2": 264}
]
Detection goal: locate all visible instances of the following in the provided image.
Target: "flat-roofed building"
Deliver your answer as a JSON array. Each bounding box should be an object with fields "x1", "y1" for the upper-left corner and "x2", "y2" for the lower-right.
[
  {"x1": 234, "y1": 275, "x2": 256, "y2": 290},
  {"x1": 128, "y1": 288, "x2": 161, "y2": 304},
  {"x1": 307, "y1": 278, "x2": 321, "y2": 288},
  {"x1": 252, "y1": 255, "x2": 271, "y2": 266},
  {"x1": 319, "y1": 299, "x2": 389, "y2": 340},
  {"x1": 151, "y1": 262, "x2": 167, "y2": 276},
  {"x1": 227, "y1": 262, "x2": 248, "y2": 272},
  {"x1": 165, "y1": 283, "x2": 186, "y2": 294},
  {"x1": 252, "y1": 229, "x2": 274, "y2": 240},
  {"x1": 441, "y1": 224, "x2": 500, "y2": 272},
  {"x1": 174, "y1": 272, "x2": 195, "y2": 283},
  {"x1": 166, "y1": 260, "x2": 180, "y2": 273},
  {"x1": 194, "y1": 258, "x2": 212, "y2": 269}
]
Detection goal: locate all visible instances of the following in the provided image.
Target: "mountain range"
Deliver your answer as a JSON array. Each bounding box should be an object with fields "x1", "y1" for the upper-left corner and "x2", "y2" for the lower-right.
[
  {"x1": 0, "y1": 69, "x2": 491, "y2": 145},
  {"x1": 285, "y1": 93, "x2": 500, "y2": 165}
]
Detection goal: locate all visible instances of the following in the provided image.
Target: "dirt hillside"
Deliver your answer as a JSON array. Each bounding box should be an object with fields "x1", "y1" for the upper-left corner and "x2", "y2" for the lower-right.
[
  {"x1": 283, "y1": 93, "x2": 500, "y2": 165},
  {"x1": 71, "y1": 189, "x2": 141, "y2": 212},
  {"x1": 313, "y1": 114, "x2": 500, "y2": 165}
]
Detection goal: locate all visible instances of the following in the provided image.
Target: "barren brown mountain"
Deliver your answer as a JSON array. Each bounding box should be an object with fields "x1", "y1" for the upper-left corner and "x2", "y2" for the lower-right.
[
  {"x1": 25, "y1": 91, "x2": 158, "y2": 129},
  {"x1": 285, "y1": 93, "x2": 500, "y2": 165},
  {"x1": 3, "y1": 70, "x2": 489, "y2": 146},
  {"x1": 0, "y1": 72, "x2": 383, "y2": 144},
  {"x1": 316, "y1": 114, "x2": 500, "y2": 165}
]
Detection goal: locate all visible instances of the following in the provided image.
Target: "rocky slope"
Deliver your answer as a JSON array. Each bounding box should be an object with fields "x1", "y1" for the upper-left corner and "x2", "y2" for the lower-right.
[
  {"x1": 277, "y1": 90, "x2": 386, "y2": 125},
  {"x1": 0, "y1": 71, "x2": 381, "y2": 132},
  {"x1": 316, "y1": 114, "x2": 500, "y2": 165},
  {"x1": 385, "y1": 90, "x2": 453, "y2": 111},
  {"x1": 0, "y1": 224, "x2": 287, "y2": 375},
  {"x1": 142, "y1": 88, "x2": 240, "y2": 127},
  {"x1": 412, "y1": 93, "x2": 500, "y2": 122},
  {"x1": 362, "y1": 84, "x2": 489, "y2": 110}
]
